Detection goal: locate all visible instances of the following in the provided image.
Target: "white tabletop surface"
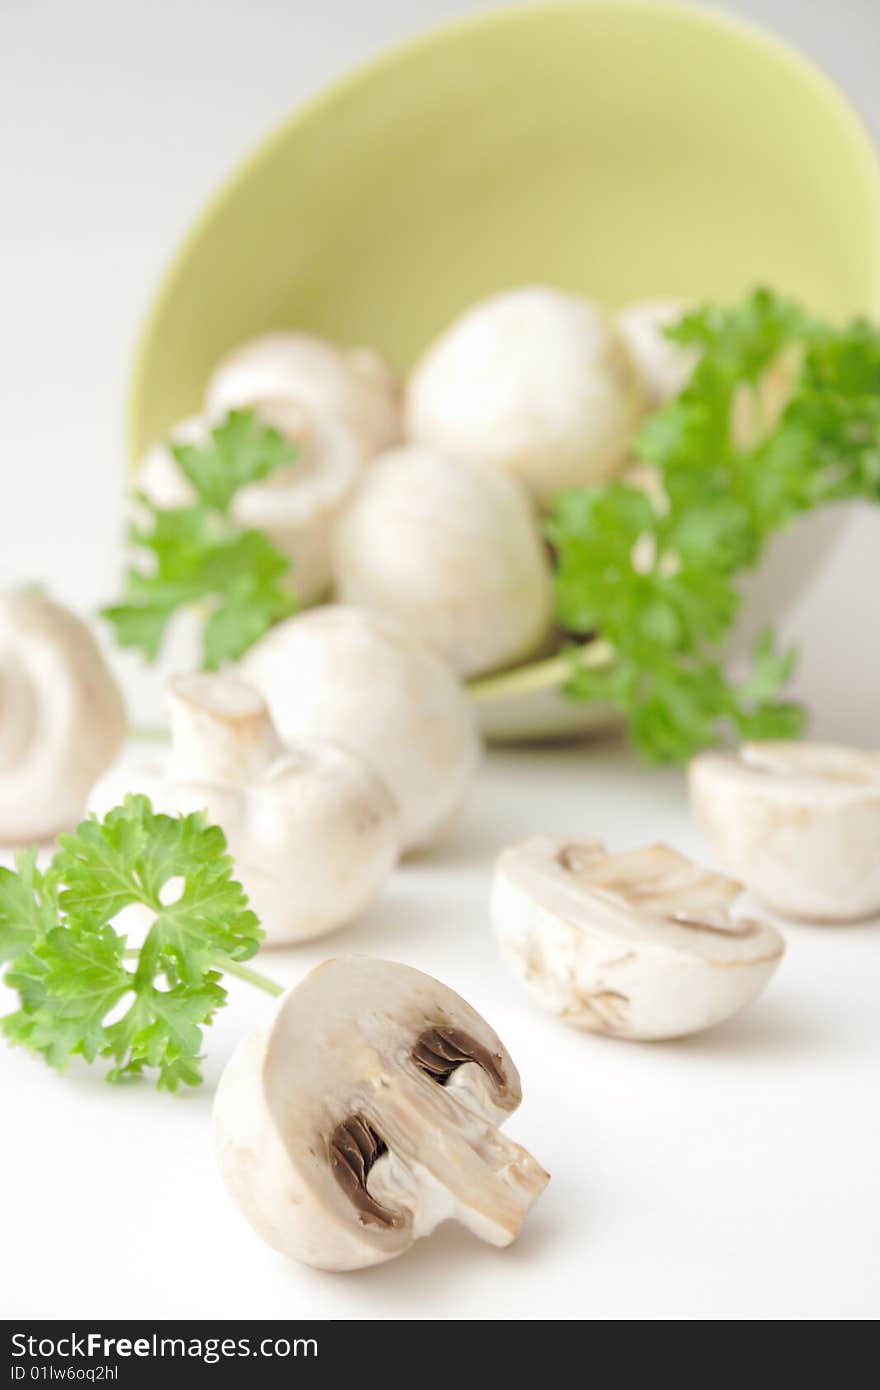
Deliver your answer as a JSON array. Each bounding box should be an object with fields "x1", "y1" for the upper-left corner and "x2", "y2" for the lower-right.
[
  {"x1": 2, "y1": 738, "x2": 879, "y2": 1321},
  {"x1": 2, "y1": 0, "x2": 879, "y2": 1323}
]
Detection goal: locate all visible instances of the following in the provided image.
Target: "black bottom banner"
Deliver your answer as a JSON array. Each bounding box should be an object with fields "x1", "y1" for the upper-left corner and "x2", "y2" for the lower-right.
[{"x1": 1, "y1": 1321, "x2": 545, "y2": 1382}]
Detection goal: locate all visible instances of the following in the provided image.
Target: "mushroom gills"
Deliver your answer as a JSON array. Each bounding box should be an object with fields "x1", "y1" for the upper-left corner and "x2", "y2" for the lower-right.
[
  {"x1": 412, "y1": 1024, "x2": 506, "y2": 1092},
  {"x1": 329, "y1": 1116, "x2": 402, "y2": 1229}
]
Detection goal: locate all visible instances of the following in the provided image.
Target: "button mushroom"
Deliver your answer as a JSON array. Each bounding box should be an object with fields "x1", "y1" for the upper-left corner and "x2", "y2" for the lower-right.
[
  {"x1": 204, "y1": 331, "x2": 401, "y2": 460},
  {"x1": 92, "y1": 673, "x2": 399, "y2": 945},
  {"x1": 406, "y1": 286, "x2": 644, "y2": 506},
  {"x1": 0, "y1": 589, "x2": 126, "y2": 843},
  {"x1": 689, "y1": 741, "x2": 880, "y2": 922},
  {"x1": 616, "y1": 299, "x2": 697, "y2": 407},
  {"x1": 213, "y1": 956, "x2": 548, "y2": 1270},
  {"x1": 242, "y1": 606, "x2": 480, "y2": 854},
  {"x1": 137, "y1": 401, "x2": 360, "y2": 605},
  {"x1": 333, "y1": 444, "x2": 553, "y2": 677},
  {"x1": 492, "y1": 836, "x2": 785, "y2": 1039}
]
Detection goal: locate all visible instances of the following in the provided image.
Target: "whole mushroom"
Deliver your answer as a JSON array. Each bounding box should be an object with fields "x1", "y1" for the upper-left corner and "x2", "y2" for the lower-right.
[
  {"x1": 205, "y1": 331, "x2": 401, "y2": 460},
  {"x1": 616, "y1": 299, "x2": 697, "y2": 407},
  {"x1": 492, "y1": 836, "x2": 785, "y2": 1040},
  {"x1": 137, "y1": 401, "x2": 360, "y2": 605},
  {"x1": 213, "y1": 956, "x2": 548, "y2": 1270},
  {"x1": 242, "y1": 606, "x2": 480, "y2": 854},
  {"x1": 689, "y1": 741, "x2": 880, "y2": 922},
  {"x1": 406, "y1": 286, "x2": 644, "y2": 505},
  {"x1": 333, "y1": 445, "x2": 553, "y2": 677},
  {"x1": 92, "y1": 672, "x2": 399, "y2": 945},
  {"x1": 0, "y1": 589, "x2": 126, "y2": 843}
]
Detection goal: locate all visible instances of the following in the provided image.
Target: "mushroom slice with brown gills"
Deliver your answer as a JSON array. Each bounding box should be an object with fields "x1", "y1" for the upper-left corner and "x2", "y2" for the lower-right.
[
  {"x1": 689, "y1": 740, "x2": 880, "y2": 921},
  {"x1": 213, "y1": 957, "x2": 548, "y2": 1271},
  {"x1": 492, "y1": 837, "x2": 785, "y2": 1040}
]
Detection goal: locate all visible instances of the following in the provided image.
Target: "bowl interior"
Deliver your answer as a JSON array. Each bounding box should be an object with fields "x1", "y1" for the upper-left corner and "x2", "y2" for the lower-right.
[{"x1": 128, "y1": 0, "x2": 880, "y2": 457}]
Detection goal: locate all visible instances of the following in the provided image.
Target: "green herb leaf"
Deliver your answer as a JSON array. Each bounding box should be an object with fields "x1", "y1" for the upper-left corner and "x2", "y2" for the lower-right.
[
  {"x1": 548, "y1": 288, "x2": 880, "y2": 760},
  {"x1": 171, "y1": 409, "x2": 299, "y2": 516},
  {"x1": 102, "y1": 411, "x2": 298, "y2": 668},
  {"x1": 0, "y1": 851, "x2": 58, "y2": 963},
  {"x1": 1, "y1": 796, "x2": 264, "y2": 1091}
]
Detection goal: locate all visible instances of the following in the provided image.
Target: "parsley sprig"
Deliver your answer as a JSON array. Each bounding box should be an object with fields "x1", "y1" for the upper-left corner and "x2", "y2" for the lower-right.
[
  {"x1": 473, "y1": 289, "x2": 880, "y2": 761},
  {"x1": 0, "y1": 797, "x2": 282, "y2": 1092},
  {"x1": 102, "y1": 411, "x2": 299, "y2": 669}
]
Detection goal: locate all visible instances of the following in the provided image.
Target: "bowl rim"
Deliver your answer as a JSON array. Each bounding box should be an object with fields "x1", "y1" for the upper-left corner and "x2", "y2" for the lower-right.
[{"x1": 126, "y1": 0, "x2": 880, "y2": 460}]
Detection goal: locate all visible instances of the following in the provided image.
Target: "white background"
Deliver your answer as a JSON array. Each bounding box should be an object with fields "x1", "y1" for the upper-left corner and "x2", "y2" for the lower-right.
[{"x1": 1, "y1": 0, "x2": 879, "y2": 1322}]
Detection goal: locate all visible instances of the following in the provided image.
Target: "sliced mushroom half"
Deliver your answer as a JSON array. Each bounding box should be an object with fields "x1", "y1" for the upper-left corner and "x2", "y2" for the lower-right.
[
  {"x1": 689, "y1": 741, "x2": 880, "y2": 921},
  {"x1": 213, "y1": 957, "x2": 548, "y2": 1270},
  {"x1": 492, "y1": 836, "x2": 784, "y2": 1040}
]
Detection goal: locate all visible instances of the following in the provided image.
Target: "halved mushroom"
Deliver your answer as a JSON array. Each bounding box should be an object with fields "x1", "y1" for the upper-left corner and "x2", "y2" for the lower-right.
[
  {"x1": 92, "y1": 673, "x2": 399, "y2": 945},
  {"x1": 406, "y1": 286, "x2": 644, "y2": 506},
  {"x1": 204, "y1": 331, "x2": 401, "y2": 460},
  {"x1": 689, "y1": 741, "x2": 880, "y2": 922},
  {"x1": 333, "y1": 444, "x2": 553, "y2": 677},
  {"x1": 242, "y1": 606, "x2": 480, "y2": 853},
  {"x1": 492, "y1": 837, "x2": 784, "y2": 1039},
  {"x1": 213, "y1": 956, "x2": 548, "y2": 1270},
  {"x1": 0, "y1": 589, "x2": 126, "y2": 843},
  {"x1": 136, "y1": 401, "x2": 360, "y2": 605}
]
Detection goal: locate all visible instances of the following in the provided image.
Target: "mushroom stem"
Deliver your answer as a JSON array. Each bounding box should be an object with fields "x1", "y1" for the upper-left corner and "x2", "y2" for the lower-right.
[
  {"x1": 123, "y1": 948, "x2": 283, "y2": 997},
  {"x1": 167, "y1": 673, "x2": 283, "y2": 784},
  {"x1": 467, "y1": 639, "x2": 615, "y2": 703}
]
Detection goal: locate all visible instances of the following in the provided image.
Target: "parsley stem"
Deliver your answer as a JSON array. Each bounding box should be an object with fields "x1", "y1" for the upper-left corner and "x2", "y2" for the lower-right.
[
  {"x1": 123, "y1": 948, "x2": 284, "y2": 998},
  {"x1": 467, "y1": 639, "x2": 615, "y2": 703},
  {"x1": 127, "y1": 723, "x2": 171, "y2": 743},
  {"x1": 216, "y1": 956, "x2": 285, "y2": 997}
]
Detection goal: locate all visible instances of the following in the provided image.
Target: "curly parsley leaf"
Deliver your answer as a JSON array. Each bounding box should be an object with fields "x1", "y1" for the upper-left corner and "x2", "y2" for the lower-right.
[
  {"x1": 102, "y1": 411, "x2": 298, "y2": 668},
  {"x1": 548, "y1": 288, "x2": 880, "y2": 761},
  {"x1": 0, "y1": 852, "x2": 58, "y2": 964},
  {"x1": 171, "y1": 409, "x2": 299, "y2": 516},
  {"x1": 1, "y1": 796, "x2": 267, "y2": 1091}
]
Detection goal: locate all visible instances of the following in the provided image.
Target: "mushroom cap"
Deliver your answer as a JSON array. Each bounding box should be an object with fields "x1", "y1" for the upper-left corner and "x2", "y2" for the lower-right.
[
  {"x1": 616, "y1": 299, "x2": 697, "y2": 407},
  {"x1": 333, "y1": 444, "x2": 553, "y2": 677},
  {"x1": 94, "y1": 673, "x2": 400, "y2": 946},
  {"x1": 689, "y1": 741, "x2": 880, "y2": 921},
  {"x1": 0, "y1": 590, "x2": 126, "y2": 843},
  {"x1": 406, "y1": 286, "x2": 644, "y2": 505},
  {"x1": 241, "y1": 606, "x2": 480, "y2": 853},
  {"x1": 492, "y1": 836, "x2": 784, "y2": 1040},
  {"x1": 213, "y1": 956, "x2": 547, "y2": 1270},
  {"x1": 136, "y1": 403, "x2": 360, "y2": 606},
  {"x1": 175, "y1": 743, "x2": 400, "y2": 946},
  {"x1": 204, "y1": 331, "x2": 401, "y2": 459}
]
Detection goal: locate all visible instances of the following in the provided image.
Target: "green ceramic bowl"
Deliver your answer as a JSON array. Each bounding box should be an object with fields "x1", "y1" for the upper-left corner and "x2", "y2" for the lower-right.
[
  {"x1": 126, "y1": 0, "x2": 880, "y2": 739},
  {"x1": 128, "y1": 0, "x2": 880, "y2": 455}
]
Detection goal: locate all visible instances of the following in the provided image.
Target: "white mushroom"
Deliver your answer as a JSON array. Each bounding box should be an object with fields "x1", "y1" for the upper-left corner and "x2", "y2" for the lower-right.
[
  {"x1": 93, "y1": 673, "x2": 399, "y2": 945},
  {"x1": 689, "y1": 741, "x2": 880, "y2": 922},
  {"x1": 0, "y1": 589, "x2": 126, "y2": 843},
  {"x1": 213, "y1": 956, "x2": 548, "y2": 1270},
  {"x1": 136, "y1": 401, "x2": 360, "y2": 605},
  {"x1": 205, "y1": 331, "x2": 401, "y2": 460},
  {"x1": 616, "y1": 299, "x2": 697, "y2": 407},
  {"x1": 492, "y1": 836, "x2": 784, "y2": 1040},
  {"x1": 406, "y1": 286, "x2": 644, "y2": 506},
  {"x1": 333, "y1": 445, "x2": 553, "y2": 677},
  {"x1": 242, "y1": 606, "x2": 480, "y2": 853}
]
